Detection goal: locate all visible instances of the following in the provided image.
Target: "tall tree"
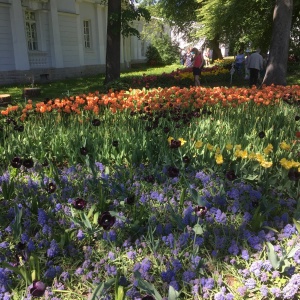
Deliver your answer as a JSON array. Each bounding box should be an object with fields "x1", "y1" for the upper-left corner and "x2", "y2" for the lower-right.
[
  {"x1": 105, "y1": 1, "x2": 151, "y2": 84},
  {"x1": 263, "y1": 0, "x2": 293, "y2": 85},
  {"x1": 105, "y1": 0, "x2": 121, "y2": 84}
]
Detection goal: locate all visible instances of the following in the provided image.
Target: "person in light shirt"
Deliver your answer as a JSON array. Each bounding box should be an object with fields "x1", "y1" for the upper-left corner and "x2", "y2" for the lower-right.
[{"x1": 247, "y1": 48, "x2": 263, "y2": 87}]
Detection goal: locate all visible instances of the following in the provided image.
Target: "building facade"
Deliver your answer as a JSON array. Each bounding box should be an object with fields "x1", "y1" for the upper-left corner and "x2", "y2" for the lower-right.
[{"x1": 0, "y1": 0, "x2": 147, "y2": 85}]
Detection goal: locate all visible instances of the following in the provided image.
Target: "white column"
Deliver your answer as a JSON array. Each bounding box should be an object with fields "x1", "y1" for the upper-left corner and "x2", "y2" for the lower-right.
[
  {"x1": 95, "y1": 5, "x2": 106, "y2": 64},
  {"x1": 75, "y1": 2, "x2": 84, "y2": 66},
  {"x1": 9, "y1": 0, "x2": 30, "y2": 70},
  {"x1": 48, "y1": 0, "x2": 64, "y2": 67}
]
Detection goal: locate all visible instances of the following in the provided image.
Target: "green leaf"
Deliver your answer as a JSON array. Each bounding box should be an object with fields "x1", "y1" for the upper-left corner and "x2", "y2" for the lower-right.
[
  {"x1": 134, "y1": 271, "x2": 162, "y2": 300},
  {"x1": 193, "y1": 223, "x2": 203, "y2": 235},
  {"x1": 266, "y1": 242, "x2": 280, "y2": 270},
  {"x1": 293, "y1": 218, "x2": 300, "y2": 233},
  {"x1": 91, "y1": 278, "x2": 115, "y2": 300},
  {"x1": 116, "y1": 286, "x2": 125, "y2": 300},
  {"x1": 168, "y1": 285, "x2": 179, "y2": 300}
]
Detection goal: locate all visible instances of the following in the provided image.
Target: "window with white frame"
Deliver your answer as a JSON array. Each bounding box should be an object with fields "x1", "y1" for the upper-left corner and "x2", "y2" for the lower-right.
[
  {"x1": 25, "y1": 11, "x2": 38, "y2": 51},
  {"x1": 83, "y1": 20, "x2": 91, "y2": 49}
]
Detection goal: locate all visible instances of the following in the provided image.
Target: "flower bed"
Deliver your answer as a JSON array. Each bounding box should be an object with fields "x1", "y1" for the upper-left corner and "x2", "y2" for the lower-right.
[{"x1": 0, "y1": 84, "x2": 300, "y2": 299}]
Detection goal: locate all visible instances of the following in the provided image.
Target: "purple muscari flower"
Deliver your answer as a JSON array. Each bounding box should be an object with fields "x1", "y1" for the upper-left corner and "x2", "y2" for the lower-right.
[
  {"x1": 270, "y1": 287, "x2": 281, "y2": 298},
  {"x1": 195, "y1": 171, "x2": 211, "y2": 186},
  {"x1": 282, "y1": 224, "x2": 296, "y2": 238},
  {"x1": 77, "y1": 230, "x2": 85, "y2": 241},
  {"x1": 108, "y1": 251, "x2": 115, "y2": 260},
  {"x1": 183, "y1": 270, "x2": 196, "y2": 283},
  {"x1": 171, "y1": 259, "x2": 182, "y2": 272},
  {"x1": 37, "y1": 208, "x2": 48, "y2": 226},
  {"x1": 241, "y1": 249, "x2": 249, "y2": 260},
  {"x1": 127, "y1": 250, "x2": 136, "y2": 260},
  {"x1": 215, "y1": 236, "x2": 226, "y2": 250},
  {"x1": 47, "y1": 240, "x2": 60, "y2": 258},
  {"x1": 293, "y1": 249, "x2": 300, "y2": 263},
  {"x1": 260, "y1": 272, "x2": 268, "y2": 282},
  {"x1": 29, "y1": 280, "x2": 46, "y2": 297},
  {"x1": 215, "y1": 209, "x2": 227, "y2": 224},
  {"x1": 226, "y1": 189, "x2": 240, "y2": 200},
  {"x1": 195, "y1": 236, "x2": 204, "y2": 246},
  {"x1": 169, "y1": 280, "x2": 180, "y2": 291},
  {"x1": 60, "y1": 271, "x2": 70, "y2": 282},
  {"x1": 0, "y1": 242, "x2": 9, "y2": 249},
  {"x1": 27, "y1": 240, "x2": 35, "y2": 252},
  {"x1": 237, "y1": 286, "x2": 247, "y2": 297},
  {"x1": 44, "y1": 266, "x2": 57, "y2": 279},
  {"x1": 244, "y1": 278, "x2": 256, "y2": 289},
  {"x1": 260, "y1": 285, "x2": 269, "y2": 297},
  {"x1": 162, "y1": 233, "x2": 174, "y2": 248},
  {"x1": 228, "y1": 241, "x2": 239, "y2": 255},
  {"x1": 247, "y1": 236, "x2": 263, "y2": 251},
  {"x1": 105, "y1": 264, "x2": 117, "y2": 276},
  {"x1": 0, "y1": 268, "x2": 12, "y2": 293},
  {"x1": 161, "y1": 269, "x2": 176, "y2": 283},
  {"x1": 75, "y1": 268, "x2": 84, "y2": 276},
  {"x1": 190, "y1": 256, "x2": 201, "y2": 269},
  {"x1": 249, "y1": 260, "x2": 263, "y2": 277},
  {"x1": 201, "y1": 277, "x2": 215, "y2": 290},
  {"x1": 178, "y1": 232, "x2": 190, "y2": 247},
  {"x1": 140, "y1": 258, "x2": 151, "y2": 277}
]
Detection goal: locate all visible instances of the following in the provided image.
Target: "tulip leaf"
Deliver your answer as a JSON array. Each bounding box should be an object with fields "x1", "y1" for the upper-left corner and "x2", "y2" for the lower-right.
[
  {"x1": 293, "y1": 218, "x2": 300, "y2": 233},
  {"x1": 168, "y1": 285, "x2": 179, "y2": 299},
  {"x1": 116, "y1": 286, "x2": 124, "y2": 300},
  {"x1": 287, "y1": 245, "x2": 300, "y2": 259},
  {"x1": 91, "y1": 278, "x2": 115, "y2": 300},
  {"x1": 134, "y1": 271, "x2": 162, "y2": 300},
  {"x1": 266, "y1": 242, "x2": 280, "y2": 269},
  {"x1": 109, "y1": 211, "x2": 127, "y2": 222},
  {"x1": 193, "y1": 223, "x2": 203, "y2": 235}
]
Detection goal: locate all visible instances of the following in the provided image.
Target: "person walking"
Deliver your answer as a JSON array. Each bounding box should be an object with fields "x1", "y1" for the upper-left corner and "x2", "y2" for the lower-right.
[
  {"x1": 247, "y1": 48, "x2": 263, "y2": 87},
  {"x1": 191, "y1": 47, "x2": 204, "y2": 86},
  {"x1": 234, "y1": 49, "x2": 245, "y2": 74}
]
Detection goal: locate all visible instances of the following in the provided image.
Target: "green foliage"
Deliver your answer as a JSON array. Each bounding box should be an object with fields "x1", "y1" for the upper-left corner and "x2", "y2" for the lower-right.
[
  {"x1": 145, "y1": 35, "x2": 179, "y2": 66},
  {"x1": 145, "y1": 45, "x2": 163, "y2": 66}
]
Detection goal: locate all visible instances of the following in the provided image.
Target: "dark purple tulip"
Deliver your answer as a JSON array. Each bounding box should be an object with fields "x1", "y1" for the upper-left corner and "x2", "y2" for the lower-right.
[
  {"x1": 163, "y1": 127, "x2": 170, "y2": 133},
  {"x1": 142, "y1": 296, "x2": 155, "y2": 300},
  {"x1": 22, "y1": 158, "x2": 34, "y2": 169},
  {"x1": 72, "y1": 198, "x2": 87, "y2": 210},
  {"x1": 170, "y1": 139, "x2": 181, "y2": 149},
  {"x1": 29, "y1": 280, "x2": 46, "y2": 297},
  {"x1": 42, "y1": 160, "x2": 49, "y2": 167},
  {"x1": 258, "y1": 131, "x2": 265, "y2": 139},
  {"x1": 125, "y1": 195, "x2": 135, "y2": 205},
  {"x1": 183, "y1": 156, "x2": 190, "y2": 164},
  {"x1": 80, "y1": 147, "x2": 88, "y2": 155},
  {"x1": 6, "y1": 118, "x2": 16, "y2": 125},
  {"x1": 14, "y1": 125, "x2": 24, "y2": 132},
  {"x1": 225, "y1": 170, "x2": 237, "y2": 181},
  {"x1": 194, "y1": 206, "x2": 208, "y2": 218},
  {"x1": 288, "y1": 168, "x2": 300, "y2": 181},
  {"x1": 11, "y1": 157, "x2": 22, "y2": 169},
  {"x1": 98, "y1": 211, "x2": 116, "y2": 230},
  {"x1": 47, "y1": 183, "x2": 56, "y2": 194},
  {"x1": 167, "y1": 166, "x2": 179, "y2": 178},
  {"x1": 144, "y1": 175, "x2": 155, "y2": 183},
  {"x1": 92, "y1": 119, "x2": 101, "y2": 126},
  {"x1": 295, "y1": 115, "x2": 300, "y2": 121},
  {"x1": 112, "y1": 140, "x2": 119, "y2": 147}
]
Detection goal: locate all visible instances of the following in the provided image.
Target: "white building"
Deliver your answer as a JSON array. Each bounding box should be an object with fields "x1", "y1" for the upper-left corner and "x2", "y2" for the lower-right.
[{"x1": 0, "y1": 0, "x2": 148, "y2": 85}]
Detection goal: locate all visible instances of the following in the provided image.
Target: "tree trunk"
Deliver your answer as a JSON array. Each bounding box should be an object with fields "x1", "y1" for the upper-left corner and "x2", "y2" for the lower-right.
[
  {"x1": 210, "y1": 35, "x2": 223, "y2": 63},
  {"x1": 262, "y1": 0, "x2": 293, "y2": 86},
  {"x1": 105, "y1": 0, "x2": 121, "y2": 84}
]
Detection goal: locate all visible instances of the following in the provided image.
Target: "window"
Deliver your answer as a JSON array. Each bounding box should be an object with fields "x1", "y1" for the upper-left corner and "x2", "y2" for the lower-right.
[
  {"x1": 83, "y1": 20, "x2": 91, "y2": 49},
  {"x1": 25, "y1": 11, "x2": 38, "y2": 51}
]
